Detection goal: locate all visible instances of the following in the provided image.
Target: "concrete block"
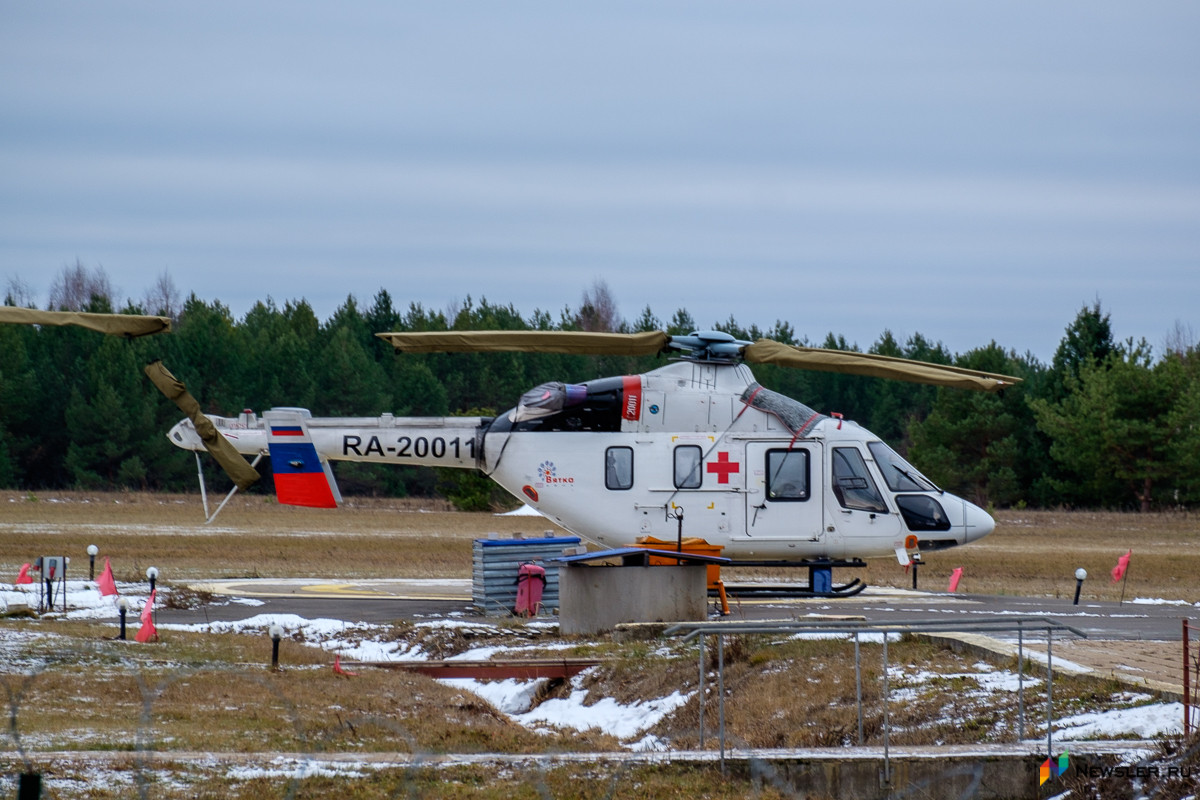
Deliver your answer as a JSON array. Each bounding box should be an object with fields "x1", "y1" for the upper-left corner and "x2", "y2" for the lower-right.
[{"x1": 559, "y1": 564, "x2": 708, "y2": 635}]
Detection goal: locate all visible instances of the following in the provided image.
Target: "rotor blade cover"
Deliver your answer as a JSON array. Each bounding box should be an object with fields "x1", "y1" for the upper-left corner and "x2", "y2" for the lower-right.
[
  {"x1": 742, "y1": 340, "x2": 1020, "y2": 392},
  {"x1": 0, "y1": 307, "x2": 170, "y2": 337},
  {"x1": 377, "y1": 330, "x2": 670, "y2": 355},
  {"x1": 144, "y1": 360, "x2": 260, "y2": 490}
]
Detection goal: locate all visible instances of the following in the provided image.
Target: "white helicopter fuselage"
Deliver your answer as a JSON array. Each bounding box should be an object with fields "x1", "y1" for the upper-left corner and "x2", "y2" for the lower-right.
[{"x1": 167, "y1": 360, "x2": 994, "y2": 562}]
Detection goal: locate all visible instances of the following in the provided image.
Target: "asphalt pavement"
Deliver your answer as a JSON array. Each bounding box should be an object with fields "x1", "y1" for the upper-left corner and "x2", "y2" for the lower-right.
[{"x1": 157, "y1": 577, "x2": 1196, "y2": 641}]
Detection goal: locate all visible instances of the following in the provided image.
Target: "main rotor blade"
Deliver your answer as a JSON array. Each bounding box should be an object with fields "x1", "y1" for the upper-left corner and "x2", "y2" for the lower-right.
[
  {"x1": 144, "y1": 360, "x2": 260, "y2": 490},
  {"x1": 0, "y1": 307, "x2": 171, "y2": 337},
  {"x1": 378, "y1": 330, "x2": 671, "y2": 356},
  {"x1": 742, "y1": 339, "x2": 1021, "y2": 392}
]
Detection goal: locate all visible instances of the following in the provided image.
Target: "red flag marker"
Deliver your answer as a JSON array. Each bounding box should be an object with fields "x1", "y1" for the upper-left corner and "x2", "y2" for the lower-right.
[
  {"x1": 333, "y1": 655, "x2": 358, "y2": 677},
  {"x1": 96, "y1": 558, "x2": 118, "y2": 597},
  {"x1": 1111, "y1": 550, "x2": 1132, "y2": 583},
  {"x1": 15, "y1": 563, "x2": 32, "y2": 585},
  {"x1": 948, "y1": 567, "x2": 963, "y2": 593},
  {"x1": 135, "y1": 590, "x2": 158, "y2": 643}
]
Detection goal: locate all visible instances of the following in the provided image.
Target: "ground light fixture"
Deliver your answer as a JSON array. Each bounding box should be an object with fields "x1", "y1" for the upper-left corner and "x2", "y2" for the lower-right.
[
  {"x1": 269, "y1": 624, "x2": 283, "y2": 671},
  {"x1": 117, "y1": 598, "x2": 129, "y2": 640},
  {"x1": 1073, "y1": 568, "x2": 1087, "y2": 605},
  {"x1": 146, "y1": 566, "x2": 158, "y2": 593},
  {"x1": 86, "y1": 544, "x2": 98, "y2": 580}
]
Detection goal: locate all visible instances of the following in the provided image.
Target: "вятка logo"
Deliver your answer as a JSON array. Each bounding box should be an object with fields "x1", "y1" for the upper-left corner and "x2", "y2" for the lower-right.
[
  {"x1": 1040, "y1": 751, "x2": 1069, "y2": 785},
  {"x1": 537, "y1": 461, "x2": 574, "y2": 485}
]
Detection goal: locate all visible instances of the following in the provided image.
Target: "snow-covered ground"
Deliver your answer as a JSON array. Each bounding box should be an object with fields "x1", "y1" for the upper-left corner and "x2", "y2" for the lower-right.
[
  {"x1": 0, "y1": 579, "x2": 1188, "y2": 748},
  {"x1": 1, "y1": 580, "x2": 684, "y2": 748}
]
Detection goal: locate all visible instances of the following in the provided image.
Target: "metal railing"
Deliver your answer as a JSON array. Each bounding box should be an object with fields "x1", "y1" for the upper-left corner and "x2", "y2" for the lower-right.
[{"x1": 665, "y1": 616, "x2": 1087, "y2": 781}]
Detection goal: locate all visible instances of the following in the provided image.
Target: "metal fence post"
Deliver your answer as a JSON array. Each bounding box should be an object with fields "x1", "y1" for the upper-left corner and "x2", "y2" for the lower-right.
[
  {"x1": 18, "y1": 772, "x2": 41, "y2": 800},
  {"x1": 1184, "y1": 620, "x2": 1190, "y2": 737},
  {"x1": 1046, "y1": 630, "x2": 1054, "y2": 759},
  {"x1": 855, "y1": 633, "x2": 863, "y2": 745},
  {"x1": 1017, "y1": 622, "x2": 1024, "y2": 741},
  {"x1": 882, "y1": 633, "x2": 890, "y2": 786},
  {"x1": 718, "y1": 633, "x2": 726, "y2": 774},
  {"x1": 698, "y1": 633, "x2": 706, "y2": 747}
]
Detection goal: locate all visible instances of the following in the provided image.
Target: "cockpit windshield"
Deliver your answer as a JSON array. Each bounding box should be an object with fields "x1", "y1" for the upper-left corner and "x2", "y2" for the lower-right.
[{"x1": 868, "y1": 441, "x2": 939, "y2": 493}]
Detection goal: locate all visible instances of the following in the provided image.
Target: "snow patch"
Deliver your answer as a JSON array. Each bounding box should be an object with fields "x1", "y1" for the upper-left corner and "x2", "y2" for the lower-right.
[
  {"x1": 440, "y1": 677, "x2": 546, "y2": 714},
  {"x1": 497, "y1": 505, "x2": 544, "y2": 517},
  {"x1": 1056, "y1": 703, "x2": 1184, "y2": 740},
  {"x1": 227, "y1": 759, "x2": 369, "y2": 781},
  {"x1": 1130, "y1": 597, "x2": 1200, "y2": 607}
]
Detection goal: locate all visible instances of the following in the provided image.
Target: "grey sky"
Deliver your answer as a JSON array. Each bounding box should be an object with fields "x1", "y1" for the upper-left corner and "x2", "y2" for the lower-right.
[{"x1": 3, "y1": 2, "x2": 1198, "y2": 362}]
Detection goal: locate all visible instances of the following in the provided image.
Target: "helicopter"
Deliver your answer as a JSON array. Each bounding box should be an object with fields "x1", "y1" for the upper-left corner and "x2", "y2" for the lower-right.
[{"x1": 163, "y1": 329, "x2": 1018, "y2": 583}]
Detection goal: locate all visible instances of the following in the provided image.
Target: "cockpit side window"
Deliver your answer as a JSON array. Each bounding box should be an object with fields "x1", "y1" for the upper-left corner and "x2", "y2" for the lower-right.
[
  {"x1": 766, "y1": 449, "x2": 809, "y2": 501},
  {"x1": 832, "y1": 447, "x2": 888, "y2": 513},
  {"x1": 606, "y1": 446, "x2": 633, "y2": 490},
  {"x1": 896, "y1": 494, "x2": 951, "y2": 531}
]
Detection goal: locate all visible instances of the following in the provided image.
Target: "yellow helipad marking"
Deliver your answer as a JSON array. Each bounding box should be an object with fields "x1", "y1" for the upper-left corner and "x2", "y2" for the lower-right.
[
  {"x1": 190, "y1": 579, "x2": 471, "y2": 602},
  {"x1": 299, "y1": 583, "x2": 392, "y2": 597}
]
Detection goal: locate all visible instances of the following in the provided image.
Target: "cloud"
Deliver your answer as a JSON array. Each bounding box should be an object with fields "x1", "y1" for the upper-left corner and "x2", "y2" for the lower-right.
[{"x1": 2, "y1": 1, "x2": 1198, "y2": 361}]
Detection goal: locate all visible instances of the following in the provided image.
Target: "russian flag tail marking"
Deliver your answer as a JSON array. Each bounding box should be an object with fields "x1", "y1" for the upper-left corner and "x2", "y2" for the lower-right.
[{"x1": 263, "y1": 409, "x2": 341, "y2": 509}]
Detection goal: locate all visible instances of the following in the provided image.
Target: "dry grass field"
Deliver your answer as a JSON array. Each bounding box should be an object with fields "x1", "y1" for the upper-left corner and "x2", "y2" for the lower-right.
[
  {"x1": 3, "y1": 491, "x2": 1199, "y2": 798},
  {"x1": 3, "y1": 490, "x2": 1197, "y2": 602},
  {"x1": 0, "y1": 491, "x2": 555, "y2": 582},
  {"x1": 871, "y1": 508, "x2": 1200, "y2": 603}
]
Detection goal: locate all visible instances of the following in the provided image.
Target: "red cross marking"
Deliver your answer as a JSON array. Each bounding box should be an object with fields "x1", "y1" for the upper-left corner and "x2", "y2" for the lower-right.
[{"x1": 706, "y1": 451, "x2": 740, "y2": 484}]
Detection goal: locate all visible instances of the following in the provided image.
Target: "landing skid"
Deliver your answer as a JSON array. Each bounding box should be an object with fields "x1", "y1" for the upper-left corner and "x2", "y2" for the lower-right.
[
  {"x1": 195, "y1": 451, "x2": 264, "y2": 524},
  {"x1": 718, "y1": 578, "x2": 868, "y2": 599},
  {"x1": 717, "y1": 558, "x2": 870, "y2": 600}
]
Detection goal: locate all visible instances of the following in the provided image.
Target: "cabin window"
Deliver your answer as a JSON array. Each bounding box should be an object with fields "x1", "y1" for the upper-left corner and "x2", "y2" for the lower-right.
[
  {"x1": 832, "y1": 447, "x2": 888, "y2": 513},
  {"x1": 766, "y1": 449, "x2": 809, "y2": 501},
  {"x1": 605, "y1": 446, "x2": 633, "y2": 490},
  {"x1": 674, "y1": 445, "x2": 702, "y2": 489}
]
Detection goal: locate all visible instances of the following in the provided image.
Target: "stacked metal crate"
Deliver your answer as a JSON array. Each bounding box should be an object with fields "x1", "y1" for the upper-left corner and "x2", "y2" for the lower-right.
[{"x1": 472, "y1": 534, "x2": 582, "y2": 616}]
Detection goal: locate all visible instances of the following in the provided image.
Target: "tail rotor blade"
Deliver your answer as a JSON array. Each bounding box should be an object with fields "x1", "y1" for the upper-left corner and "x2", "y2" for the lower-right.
[{"x1": 144, "y1": 360, "x2": 260, "y2": 490}]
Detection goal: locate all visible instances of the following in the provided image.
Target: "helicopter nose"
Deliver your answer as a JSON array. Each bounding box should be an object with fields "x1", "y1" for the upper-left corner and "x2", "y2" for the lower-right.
[{"x1": 961, "y1": 498, "x2": 995, "y2": 543}]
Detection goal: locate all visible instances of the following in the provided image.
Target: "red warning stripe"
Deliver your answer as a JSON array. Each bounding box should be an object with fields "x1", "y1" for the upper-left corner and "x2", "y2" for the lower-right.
[{"x1": 275, "y1": 472, "x2": 338, "y2": 508}]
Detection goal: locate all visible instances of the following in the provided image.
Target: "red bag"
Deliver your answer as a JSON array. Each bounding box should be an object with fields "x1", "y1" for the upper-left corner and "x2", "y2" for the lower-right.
[{"x1": 515, "y1": 562, "x2": 546, "y2": 616}]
